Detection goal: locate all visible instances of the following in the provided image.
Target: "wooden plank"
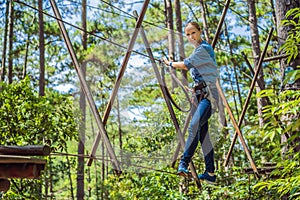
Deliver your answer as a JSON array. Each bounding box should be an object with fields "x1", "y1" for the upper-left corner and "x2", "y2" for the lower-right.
[
  {"x1": 0, "y1": 155, "x2": 46, "y2": 164},
  {"x1": 244, "y1": 166, "x2": 281, "y2": 175},
  {"x1": 0, "y1": 163, "x2": 45, "y2": 179},
  {"x1": 0, "y1": 145, "x2": 51, "y2": 156},
  {"x1": 0, "y1": 155, "x2": 46, "y2": 179}
]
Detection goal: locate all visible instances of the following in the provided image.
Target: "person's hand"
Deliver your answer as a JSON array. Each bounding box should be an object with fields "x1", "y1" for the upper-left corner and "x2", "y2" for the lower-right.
[{"x1": 162, "y1": 58, "x2": 170, "y2": 66}]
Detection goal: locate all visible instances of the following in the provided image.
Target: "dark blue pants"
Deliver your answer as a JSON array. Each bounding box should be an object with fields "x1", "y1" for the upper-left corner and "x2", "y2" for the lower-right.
[{"x1": 180, "y1": 98, "x2": 215, "y2": 173}]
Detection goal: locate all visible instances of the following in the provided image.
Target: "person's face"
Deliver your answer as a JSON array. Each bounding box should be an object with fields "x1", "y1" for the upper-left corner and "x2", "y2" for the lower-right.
[{"x1": 185, "y1": 24, "x2": 201, "y2": 46}]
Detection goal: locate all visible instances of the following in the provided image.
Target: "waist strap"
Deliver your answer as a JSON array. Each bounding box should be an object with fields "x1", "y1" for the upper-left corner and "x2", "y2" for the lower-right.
[{"x1": 194, "y1": 82, "x2": 209, "y2": 101}]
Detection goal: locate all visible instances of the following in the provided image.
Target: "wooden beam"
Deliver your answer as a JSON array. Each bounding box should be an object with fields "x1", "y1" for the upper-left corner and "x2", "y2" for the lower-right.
[
  {"x1": 0, "y1": 179, "x2": 10, "y2": 192},
  {"x1": 0, "y1": 145, "x2": 50, "y2": 156},
  {"x1": 216, "y1": 78, "x2": 258, "y2": 174},
  {"x1": 211, "y1": 0, "x2": 231, "y2": 48},
  {"x1": 0, "y1": 155, "x2": 46, "y2": 179},
  {"x1": 224, "y1": 29, "x2": 274, "y2": 171},
  {"x1": 49, "y1": 0, "x2": 121, "y2": 172},
  {"x1": 263, "y1": 54, "x2": 287, "y2": 62},
  {"x1": 87, "y1": 0, "x2": 150, "y2": 167},
  {"x1": 244, "y1": 166, "x2": 282, "y2": 175}
]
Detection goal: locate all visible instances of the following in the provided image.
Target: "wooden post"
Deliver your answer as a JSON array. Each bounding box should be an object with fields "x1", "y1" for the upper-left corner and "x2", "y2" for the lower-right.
[
  {"x1": 224, "y1": 29, "x2": 274, "y2": 170},
  {"x1": 171, "y1": 111, "x2": 192, "y2": 167},
  {"x1": 211, "y1": 0, "x2": 231, "y2": 48},
  {"x1": 210, "y1": 0, "x2": 260, "y2": 174},
  {"x1": 49, "y1": 0, "x2": 121, "y2": 173},
  {"x1": 0, "y1": 145, "x2": 50, "y2": 156},
  {"x1": 87, "y1": 0, "x2": 150, "y2": 167}
]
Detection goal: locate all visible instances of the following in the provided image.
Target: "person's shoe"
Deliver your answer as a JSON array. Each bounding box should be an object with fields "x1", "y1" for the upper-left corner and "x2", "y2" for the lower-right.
[
  {"x1": 198, "y1": 171, "x2": 216, "y2": 184},
  {"x1": 177, "y1": 162, "x2": 189, "y2": 177}
]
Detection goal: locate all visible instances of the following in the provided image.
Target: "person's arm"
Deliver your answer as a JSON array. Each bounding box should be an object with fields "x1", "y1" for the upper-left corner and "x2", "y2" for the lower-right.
[{"x1": 162, "y1": 58, "x2": 188, "y2": 70}]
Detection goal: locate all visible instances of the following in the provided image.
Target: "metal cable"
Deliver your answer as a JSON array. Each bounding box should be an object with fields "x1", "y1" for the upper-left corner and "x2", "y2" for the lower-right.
[
  {"x1": 51, "y1": 152, "x2": 178, "y2": 176},
  {"x1": 15, "y1": 0, "x2": 161, "y2": 63}
]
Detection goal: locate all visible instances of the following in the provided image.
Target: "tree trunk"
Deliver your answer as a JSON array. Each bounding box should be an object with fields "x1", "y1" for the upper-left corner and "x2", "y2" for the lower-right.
[
  {"x1": 7, "y1": 0, "x2": 14, "y2": 84},
  {"x1": 0, "y1": 0, "x2": 9, "y2": 82},
  {"x1": 275, "y1": 1, "x2": 300, "y2": 199},
  {"x1": 174, "y1": 0, "x2": 188, "y2": 86},
  {"x1": 165, "y1": 0, "x2": 178, "y2": 89},
  {"x1": 77, "y1": 0, "x2": 87, "y2": 199},
  {"x1": 38, "y1": 0, "x2": 45, "y2": 96},
  {"x1": 66, "y1": 149, "x2": 75, "y2": 199},
  {"x1": 90, "y1": 111, "x2": 100, "y2": 199},
  {"x1": 116, "y1": 96, "x2": 123, "y2": 162},
  {"x1": 276, "y1": 0, "x2": 300, "y2": 152},
  {"x1": 101, "y1": 141, "x2": 105, "y2": 199},
  {"x1": 23, "y1": 32, "x2": 30, "y2": 79},
  {"x1": 247, "y1": 0, "x2": 268, "y2": 127},
  {"x1": 199, "y1": 0, "x2": 210, "y2": 43},
  {"x1": 23, "y1": 16, "x2": 35, "y2": 79},
  {"x1": 49, "y1": 155, "x2": 54, "y2": 198},
  {"x1": 270, "y1": 0, "x2": 277, "y2": 26},
  {"x1": 224, "y1": 22, "x2": 242, "y2": 116}
]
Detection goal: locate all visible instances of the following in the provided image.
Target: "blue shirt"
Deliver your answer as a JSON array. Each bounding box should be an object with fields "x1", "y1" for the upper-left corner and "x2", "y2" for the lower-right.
[{"x1": 183, "y1": 40, "x2": 219, "y2": 111}]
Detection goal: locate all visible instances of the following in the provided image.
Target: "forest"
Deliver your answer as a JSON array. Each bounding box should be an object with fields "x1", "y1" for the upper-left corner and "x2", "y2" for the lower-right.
[{"x1": 0, "y1": 0, "x2": 299, "y2": 199}]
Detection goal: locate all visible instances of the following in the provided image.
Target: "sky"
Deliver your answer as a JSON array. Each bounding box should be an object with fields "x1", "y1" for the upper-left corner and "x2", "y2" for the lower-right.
[{"x1": 52, "y1": 0, "x2": 251, "y2": 96}]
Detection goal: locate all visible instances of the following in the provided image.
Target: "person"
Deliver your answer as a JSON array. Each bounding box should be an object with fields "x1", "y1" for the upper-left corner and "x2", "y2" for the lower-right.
[{"x1": 162, "y1": 21, "x2": 219, "y2": 184}]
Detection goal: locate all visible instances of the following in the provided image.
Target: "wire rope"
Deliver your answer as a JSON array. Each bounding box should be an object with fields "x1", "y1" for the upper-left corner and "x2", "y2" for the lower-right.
[
  {"x1": 15, "y1": 0, "x2": 161, "y2": 63},
  {"x1": 16, "y1": 0, "x2": 272, "y2": 64},
  {"x1": 51, "y1": 152, "x2": 178, "y2": 176},
  {"x1": 161, "y1": 63, "x2": 193, "y2": 112}
]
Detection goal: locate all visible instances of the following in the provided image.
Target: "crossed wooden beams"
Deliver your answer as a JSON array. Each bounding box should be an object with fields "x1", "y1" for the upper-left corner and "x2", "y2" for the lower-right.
[{"x1": 50, "y1": 0, "x2": 275, "y2": 188}]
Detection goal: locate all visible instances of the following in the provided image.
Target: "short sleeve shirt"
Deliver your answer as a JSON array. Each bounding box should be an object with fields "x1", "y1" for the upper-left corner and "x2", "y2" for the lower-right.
[{"x1": 183, "y1": 40, "x2": 219, "y2": 111}]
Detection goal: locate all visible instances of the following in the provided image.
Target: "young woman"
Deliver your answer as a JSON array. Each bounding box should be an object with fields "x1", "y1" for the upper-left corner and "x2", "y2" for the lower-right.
[{"x1": 163, "y1": 22, "x2": 219, "y2": 184}]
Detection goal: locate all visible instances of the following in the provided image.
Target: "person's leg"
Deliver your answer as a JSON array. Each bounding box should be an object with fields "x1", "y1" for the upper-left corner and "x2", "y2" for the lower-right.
[
  {"x1": 197, "y1": 107, "x2": 217, "y2": 183},
  {"x1": 199, "y1": 121, "x2": 214, "y2": 173},
  {"x1": 178, "y1": 98, "x2": 211, "y2": 174}
]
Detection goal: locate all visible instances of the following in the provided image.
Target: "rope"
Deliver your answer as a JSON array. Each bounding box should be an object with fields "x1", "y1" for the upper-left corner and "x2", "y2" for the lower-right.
[
  {"x1": 217, "y1": 0, "x2": 267, "y2": 33},
  {"x1": 160, "y1": 63, "x2": 194, "y2": 112},
  {"x1": 67, "y1": 0, "x2": 277, "y2": 59},
  {"x1": 51, "y1": 152, "x2": 178, "y2": 176},
  {"x1": 64, "y1": 0, "x2": 173, "y2": 33},
  {"x1": 65, "y1": 0, "x2": 134, "y2": 19},
  {"x1": 15, "y1": 0, "x2": 273, "y2": 66},
  {"x1": 14, "y1": 0, "x2": 161, "y2": 63}
]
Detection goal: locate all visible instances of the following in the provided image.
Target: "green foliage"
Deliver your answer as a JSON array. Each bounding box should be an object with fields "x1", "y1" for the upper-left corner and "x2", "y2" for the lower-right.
[
  {"x1": 1, "y1": 0, "x2": 299, "y2": 199},
  {"x1": 252, "y1": 88, "x2": 300, "y2": 199},
  {"x1": 103, "y1": 170, "x2": 187, "y2": 199},
  {"x1": 0, "y1": 77, "x2": 78, "y2": 199},
  {"x1": 279, "y1": 8, "x2": 300, "y2": 64},
  {"x1": 258, "y1": 89, "x2": 300, "y2": 142},
  {"x1": 284, "y1": 66, "x2": 300, "y2": 85},
  {"x1": 0, "y1": 77, "x2": 78, "y2": 149},
  {"x1": 254, "y1": 151, "x2": 300, "y2": 199}
]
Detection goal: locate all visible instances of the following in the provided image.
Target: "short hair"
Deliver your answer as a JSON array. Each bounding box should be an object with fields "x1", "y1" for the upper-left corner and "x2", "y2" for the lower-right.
[{"x1": 185, "y1": 21, "x2": 201, "y2": 31}]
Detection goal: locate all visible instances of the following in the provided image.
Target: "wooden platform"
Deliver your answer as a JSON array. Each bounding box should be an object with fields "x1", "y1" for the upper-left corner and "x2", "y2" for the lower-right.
[
  {"x1": 244, "y1": 162, "x2": 281, "y2": 175},
  {"x1": 0, "y1": 155, "x2": 46, "y2": 179}
]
